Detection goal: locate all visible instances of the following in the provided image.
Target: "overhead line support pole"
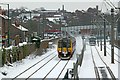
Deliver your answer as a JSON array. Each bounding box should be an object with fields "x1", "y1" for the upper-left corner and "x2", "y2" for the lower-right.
[
  {"x1": 103, "y1": 14, "x2": 106, "y2": 56},
  {"x1": 111, "y1": 8, "x2": 114, "y2": 63}
]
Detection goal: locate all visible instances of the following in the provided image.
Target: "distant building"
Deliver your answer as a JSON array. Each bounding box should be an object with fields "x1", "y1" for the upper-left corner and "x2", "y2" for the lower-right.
[
  {"x1": 19, "y1": 10, "x2": 60, "y2": 20},
  {"x1": 46, "y1": 15, "x2": 61, "y2": 24}
]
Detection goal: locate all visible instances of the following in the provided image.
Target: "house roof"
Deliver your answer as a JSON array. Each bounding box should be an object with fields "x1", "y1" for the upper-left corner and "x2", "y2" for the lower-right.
[
  {"x1": 0, "y1": 14, "x2": 8, "y2": 19},
  {"x1": 47, "y1": 17, "x2": 60, "y2": 22},
  {"x1": 12, "y1": 24, "x2": 28, "y2": 32}
]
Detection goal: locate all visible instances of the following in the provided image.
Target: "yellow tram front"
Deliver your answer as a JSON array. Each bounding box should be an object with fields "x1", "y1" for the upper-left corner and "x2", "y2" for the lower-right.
[{"x1": 57, "y1": 38, "x2": 73, "y2": 59}]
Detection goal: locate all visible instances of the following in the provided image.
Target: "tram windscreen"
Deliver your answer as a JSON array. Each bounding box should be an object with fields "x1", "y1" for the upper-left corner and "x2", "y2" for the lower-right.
[
  {"x1": 89, "y1": 38, "x2": 96, "y2": 42},
  {"x1": 58, "y1": 38, "x2": 71, "y2": 48}
]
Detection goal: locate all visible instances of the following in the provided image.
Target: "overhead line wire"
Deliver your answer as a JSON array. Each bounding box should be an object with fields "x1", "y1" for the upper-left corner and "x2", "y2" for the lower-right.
[
  {"x1": 104, "y1": 0, "x2": 114, "y2": 8},
  {"x1": 108, "y1": 0, "x2": 116, "y2": 8}
]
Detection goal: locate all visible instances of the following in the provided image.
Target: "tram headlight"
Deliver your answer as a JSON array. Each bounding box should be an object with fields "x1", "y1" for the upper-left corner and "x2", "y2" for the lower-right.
[
  {"x1": 58, "y1": 50, "x2": 61, "y2": 53},
  {"x1": 68, "y1": 49, "x2": 71, "y2": 53}
]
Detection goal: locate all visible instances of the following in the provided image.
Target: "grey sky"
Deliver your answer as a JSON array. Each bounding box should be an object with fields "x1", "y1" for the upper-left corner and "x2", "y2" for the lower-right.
[{"x1": 0, "y1": 0, "x2": 119, "y2": 12}]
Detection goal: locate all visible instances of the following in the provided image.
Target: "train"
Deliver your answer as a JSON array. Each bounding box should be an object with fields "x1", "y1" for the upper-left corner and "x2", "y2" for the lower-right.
[
  {"x1": 57, "y1": 36, "x2": 76, "y2": 59},
  {"x1": 89, "y1": 36, "x2": 96, "y2": 46}
]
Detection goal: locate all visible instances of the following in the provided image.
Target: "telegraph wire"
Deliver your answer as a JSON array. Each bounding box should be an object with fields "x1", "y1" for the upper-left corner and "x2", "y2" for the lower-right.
[
  {"x1": 102, "y1": 0, "x2": 120, "y2": 23},
  {"x1": 116, "y1": 16, "x2": 120, "y2": 22},
  {"x1": 104, "y1": 0, "x2": 113, "y2": 8},
  {"x1": 108, "y1": 0, "x2": 117, "y2": 9},
  {"x1": 100, "y1": 1, "x2": 104, "y2": 12}
]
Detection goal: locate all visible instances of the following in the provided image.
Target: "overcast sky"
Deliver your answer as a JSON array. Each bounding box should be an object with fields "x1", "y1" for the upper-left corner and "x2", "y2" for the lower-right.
[{"x1": 0, "y1": 0, "x2": 119, "y2": 12}]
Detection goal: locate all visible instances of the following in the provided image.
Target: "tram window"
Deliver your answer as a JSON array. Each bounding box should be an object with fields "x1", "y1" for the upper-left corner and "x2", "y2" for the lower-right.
[
  {"x1": 58, "y1": 41, "x2": 62, "y2": 48},
  {"x1": 89, "y1": 37, "x2": 96, "y2": 46},
  {"x1": 58, "y1": 39, "x2": 71, "y2": 48},
  {"x1": 62, "y1": 40, "x2": 71, "y2": 48}
]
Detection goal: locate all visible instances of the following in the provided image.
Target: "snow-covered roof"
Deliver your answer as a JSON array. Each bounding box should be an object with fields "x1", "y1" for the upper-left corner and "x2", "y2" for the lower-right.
[
  {"x1": 40, "y1": 10, "x2": 59, "y2": 13},
  {"x1": 47, "y1": 24, "x2": 52, "y2": 28},
  {"x1": 17, "y1": 25, "x2": 28, "y2": 31},
  {"x1": 47, "y1": 17, "x2": 60, "y2": 22},
  {"x1": 12, "y1": 24, "x2": 28, "y2": 32},
  {"x1": 19, "y1": 13, "x2": 40, "y2": 19},
  {"x1": 54, "y1": 15, "x2": 61, "y2": 17},
  {"x1": 32, "y1": 38, "x2": 38, "y2": 41},
  {"x1": 0, "y1": 14, "x2": 8, "y2": 19},
  {"x1": 19, "y1": 42, "x2": 27, "y2": 46}
]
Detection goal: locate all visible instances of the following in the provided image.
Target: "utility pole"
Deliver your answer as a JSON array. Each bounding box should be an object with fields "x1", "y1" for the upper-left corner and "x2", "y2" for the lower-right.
[
  {"x1": 42, "y1": 14, "x2": 46, "y2": 39},
  {"x1": 103, "y1": 14, "x2": 106, "y2": 56},
  {"x1": 111, "y1": 8, "x2": 114, "y2": 63},
  {"x1": 7, "y1": 4, "x2": 10, "y2": 47},
  {"x1": 29, "y1": 10, "x2": 31, "y2": 33},
  {"x1": 100, "y1": 29, "x2": 102, "y2": 51},
  {"x1": 97, "y1": 23, "x2": 100, "y2": 47},
  {"x1": 37, "y1": 18, "x2": 40, "y2": 36}
]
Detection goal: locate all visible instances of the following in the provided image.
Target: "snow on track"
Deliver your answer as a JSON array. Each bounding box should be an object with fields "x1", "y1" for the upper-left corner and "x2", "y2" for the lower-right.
[
  {"x1": 17, "y1": 54, "x2": 57, "y2": 78},
  {"x1": 91, "y1": 46, "x2": 111, "y2": 78},
  {"x1": 79, "y1": 44, "x2": 95, "y2": 78},
  {"x1": 30, "y1": 56, "x2": 61, "y2": 78},
  {"x1": 95, "y1": 44, "x2": 118, "y2": 78},
  {"x1": 45, "y1": 60, "x2": 69, "y2": 78}
]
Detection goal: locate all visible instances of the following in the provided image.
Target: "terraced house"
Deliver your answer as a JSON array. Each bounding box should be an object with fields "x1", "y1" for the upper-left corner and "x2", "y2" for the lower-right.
[{"x1": 0, "y1": 6, "x2": 28, "y2": 47}]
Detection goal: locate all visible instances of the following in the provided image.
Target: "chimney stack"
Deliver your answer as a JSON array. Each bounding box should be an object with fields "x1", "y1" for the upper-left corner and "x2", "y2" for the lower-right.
[
  {"x1": 96, "y1": 5, "x2": 98, "y2": 10},
  {"x1": 62, "y1": 5, "x2": 64, "y2": 11}
]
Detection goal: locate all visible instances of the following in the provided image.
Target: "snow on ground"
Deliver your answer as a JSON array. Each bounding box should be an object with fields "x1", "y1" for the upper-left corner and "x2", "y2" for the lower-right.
[
  {"x1": 59, "y1": 51, "x2": 78, "y2": 78},
  {"x1": 30, "y1": 55, "x2": 60, "y2": 78},
  {"x1": 75, "y1": 35, "x2": 83, "y2": 55},
  {"x1": 95, "y1": 42, "x2": 119, "y2": 78},
  {"x1": 17, "y1": 53, "x2": 57, "y2": 78},
  {"x1": 0, "y1": 34, "x2": 83, "y2": 79},
  {"x1": 0, "y1": 45, "x2": 57, "y2": 79},
  {"x1": 92, "y1": 46, "x2": 111, "y2": 78},
  {"x1": 78, "y1": 36, "x2": 119, "y2": 79},
  {"x1": 0, "y1": 35, "x2": 119, "y2": 79},
  {"x1": 79, "y1": 44, "x2": 96, "y2": 78},
  {"x1": 46, "y1": 60, "x2": 68, "y2": 78}
]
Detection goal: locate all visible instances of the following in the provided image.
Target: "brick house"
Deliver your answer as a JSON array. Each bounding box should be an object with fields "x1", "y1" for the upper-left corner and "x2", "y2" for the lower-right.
[
  {"x1": 0, "y1": 7, "x2": 28, "y2": 47},
  {"x1": 0, "y1": 14, "x2": 9, "y2": 47},
  {"x1": 11, "y1": 22, "x2": 28, "y2": 42}
]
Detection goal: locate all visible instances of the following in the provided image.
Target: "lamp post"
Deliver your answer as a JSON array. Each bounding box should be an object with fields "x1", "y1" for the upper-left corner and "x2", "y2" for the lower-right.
[{"x1": 0, "y1": 3, "x2": 10, "y2": 47}]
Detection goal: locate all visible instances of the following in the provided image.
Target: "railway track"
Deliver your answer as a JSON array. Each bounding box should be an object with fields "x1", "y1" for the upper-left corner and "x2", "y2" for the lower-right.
[
  {"x1": 90, "y1": 46, "x2": 100, "y2": 80},
  {"x1": 12, "y1": 51, "x2": 56, "y2": 80},
  {"x1": 11, "y1": 50, "x2": 71, "y2": 80},
  {"x1": 95, "y1": 46, "x2": 116, "y2": 80},
  {"x1": 26, "y1": 55, "x2": 57, "y2": 80},
  {"x1": 42, "y1": 59, "x2": 61, "y2": 80},
  {"x1": 41, "y1": 59, "x2": 70, "y2": 80},
  {"x1": 56, "y1": 60, "x2": 69, "y2": 80}
]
